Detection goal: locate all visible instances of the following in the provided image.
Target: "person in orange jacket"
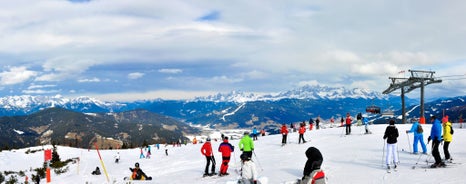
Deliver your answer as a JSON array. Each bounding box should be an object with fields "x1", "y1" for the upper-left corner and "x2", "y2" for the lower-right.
[
  {"x1": 201, "y1": 137, "x2": 216, "y2": 176},
  {"x1": 280, "y1": 124, "x2": 289, "y2": 146}
]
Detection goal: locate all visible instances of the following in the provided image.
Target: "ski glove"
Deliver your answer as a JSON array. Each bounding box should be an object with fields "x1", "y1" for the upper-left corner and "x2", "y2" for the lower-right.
[
  {"x1": 253, "y1": 180, "x2": 257, "y2": 184},
  {"x1": 427, "y1": 136, "x2": 431, "y2": 144}
]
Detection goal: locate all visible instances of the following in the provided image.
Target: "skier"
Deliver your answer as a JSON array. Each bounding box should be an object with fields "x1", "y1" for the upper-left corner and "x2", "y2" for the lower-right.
[
  {"x1": 252, "y1": 127, "x2": 258, "y2": 141},
  {"x1": 345, "y1": 113, "x2": 352, "y2": 135},
  {"x1": 128, "y1": 162, "x2": 152, "y2": 180},
  {"x1": 405, "y1": 118, "x2": 427, "y2": 154},
  {"x1": 315, "y1": 116, "x2": 320, "y2": 130},
  {"x1": 238, "y1": 153, "x2": 259, "y2": 184},
  {"x1": 139, "y1": 147, "x2": 145, "y2": 159},
  {"x1": 298, "y1": 123, "x2": 307, "y2": 144},
  {"x1": 383, "y1": 119, "x2": 399, "y2": 171},
  {"x1": 309, "y1": 118, "x2": 314, "y2": 131},
  {"x1": 301, "y1": 147, "x2": 325, "y2": 184},
  {"x1": 218, "y1": 137, "x2": 234, "y2": 176},
  {"x1": 442, "y1": 116, "x2": 453, "y2": 163},
  {"x1": 115, "y1": 152, "x2": 120, "y2": 163},
  {"x1": 363, "y1": 117, "x2": 372, "y2": 134},
  {"x1": 91, "y1": 167, "x2": 101, "y2": 175},
  {"x1": 280, "y1": 124, "x2": 289, "y2": 146},
  {"x1": 330, "y1": 117, "x2": 335, "y2": 128},
  {"x1": 356, "y1": 113, "x2": 362, "y2": 126},
  {"x1": 201, "y1": 137, "x2": 216, "y2": 176},
  {"x1": 428, "y1": 116, "x2": 444, "y2": 168},
  {"x1": 146, "y1": 145, "x2": 151, "y2": 159},
  {"x1": 239, "y1": 131, "x2": 254, "y2": 159}
]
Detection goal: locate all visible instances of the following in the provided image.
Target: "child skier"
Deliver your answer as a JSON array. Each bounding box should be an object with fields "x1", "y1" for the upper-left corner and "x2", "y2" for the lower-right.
[
  {"x1": 239, "y1": 153, "x2": 259, "y2": 184},
  {"x1": 383, "y1": 119, "x2": 399, "y2": 171},
  {"x1": 301, "y1": 147, "x2": 325, "y2": 184},
  {"x1": 218, "y1": 137, "x2": 234, "y2": 176},
  {"x1": 201, "y1": 137, "x2": 216, "y2": 176}
]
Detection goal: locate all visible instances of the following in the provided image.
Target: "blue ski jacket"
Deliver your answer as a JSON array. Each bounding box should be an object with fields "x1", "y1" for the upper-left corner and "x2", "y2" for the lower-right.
[
  {"x1": 408, "y1": 122, "x2": 422, "y2": 136},
  {"x1": 430, "y1": 119, "x2": 442, "y2": 141}
]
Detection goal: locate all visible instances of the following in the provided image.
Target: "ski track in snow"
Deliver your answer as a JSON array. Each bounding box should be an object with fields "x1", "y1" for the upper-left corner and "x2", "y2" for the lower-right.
[{"x1": 1, "y1": 123, "x2": 466, "y2": 184}]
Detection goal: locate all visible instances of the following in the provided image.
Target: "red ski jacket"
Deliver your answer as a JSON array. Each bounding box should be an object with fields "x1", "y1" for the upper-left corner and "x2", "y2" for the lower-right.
[
  {"x1": 280, "y1": 125, "x2": 289, "y2": 135},
  {"x1": 201, "y1": 142, "x2": 213, "y2": 156},
  {"x1": 299, "y1": 126, "x2": 306, "y2": 134},
  {"x1": 218, "y1": 140, "x2": 234, "y2": 157}
]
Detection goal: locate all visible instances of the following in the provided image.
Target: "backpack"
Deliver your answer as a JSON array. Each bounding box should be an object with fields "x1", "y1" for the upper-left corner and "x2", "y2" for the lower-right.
[
  {"x1": 301, "y1": 169, "x2": 326, "y2": 184},
  {"x1": 417, "y1": 124, "x2": 423, "y2": 134}
]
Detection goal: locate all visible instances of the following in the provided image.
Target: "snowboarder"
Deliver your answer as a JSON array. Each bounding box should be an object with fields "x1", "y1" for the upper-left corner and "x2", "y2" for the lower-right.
[
  {"x1": 301, "y1": 147, "x2": 325, "y2": 184},
  {"x1": 428, "y1": 116, "x2": 445, "y2": 168},
  {"x1": 280, "y1": 124, "x2": 289, "y2": 146},
  {"x1": 238, "y1": 153, "x2": 259, "y2": 184},
  {"x1": 115, "y1": 152, "x2": 120, "y2": 163},
  {"x1": 383, "y1": 119, "x2": 399, "y2": 171},
  {"x1": 201, "y1": 137, "x2": 216, "y2": 176},
  {"x1": 299, "y1": 123, "x2": 307, "y2": 144},
  {"x1": 442, "y1": 116, "x2": 453, "y2": 163},
  {"x1": 128, "y1": 162, "x2": 152, "y2": 180},
  {"x1": 252, "y1": 127, "x2": 258, "y2": 141},
  {"x1": 406, "y1": 118, "x2": 427, "y2": 154},
  {"x1": 239, "y1": 131, "x2": 254, "y2": 159},
  {"x1": 91, "y1": 166, "x2": 101, "y2": 175},
  {"x1": 345, "y1": 113, "x2": 352, "y2": 135},
  {"x1": 218, "y1": 137, "x2": 234, "y2": 176}
]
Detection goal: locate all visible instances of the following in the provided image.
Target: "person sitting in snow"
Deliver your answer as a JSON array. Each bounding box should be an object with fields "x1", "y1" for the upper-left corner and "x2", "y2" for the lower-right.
[
  {"x1": 239, "y1": 153, "x2": 259, "y2": 184},
  {"x1": 91, "y1": 166, "x2": 101, "y2": 175},
  {"x1": 301, "y1": 147, "x2": 325, "y2": 184},
  {"x1": 129, "y1": 162, "x2": 152, "y2": 180}
]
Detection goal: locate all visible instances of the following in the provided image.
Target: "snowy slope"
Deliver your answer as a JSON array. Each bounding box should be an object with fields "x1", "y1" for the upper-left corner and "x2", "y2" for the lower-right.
[{"x1": 1, "y1": 123, "x2": 466, "y2": 184}]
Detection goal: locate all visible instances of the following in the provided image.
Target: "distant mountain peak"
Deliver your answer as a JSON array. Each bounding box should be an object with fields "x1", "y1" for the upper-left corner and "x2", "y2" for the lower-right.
[{"x1": 194, "y1": 84, "x2": 389, "y2": 102}]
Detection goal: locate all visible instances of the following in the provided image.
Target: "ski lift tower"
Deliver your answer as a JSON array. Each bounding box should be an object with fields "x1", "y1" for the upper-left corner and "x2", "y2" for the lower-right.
[{"x1": 383, "y1": 70, "x2": 442, "y2": 124}]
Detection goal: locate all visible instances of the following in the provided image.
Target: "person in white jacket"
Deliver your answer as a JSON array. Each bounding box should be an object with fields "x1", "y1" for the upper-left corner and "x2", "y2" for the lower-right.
[{"x1": 239, "y1": 153, "x2": 259, "y2": 184}]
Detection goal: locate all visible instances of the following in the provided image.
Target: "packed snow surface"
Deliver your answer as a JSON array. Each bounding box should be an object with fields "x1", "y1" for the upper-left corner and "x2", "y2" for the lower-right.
[{"x1": 1, "y1": 123, "x2": 465, "y2": 184}]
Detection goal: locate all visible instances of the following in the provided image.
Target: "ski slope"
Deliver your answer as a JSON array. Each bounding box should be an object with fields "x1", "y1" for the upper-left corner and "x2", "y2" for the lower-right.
[{"x1": 1, "y1": 123, "x2": 466, "y2": 184}]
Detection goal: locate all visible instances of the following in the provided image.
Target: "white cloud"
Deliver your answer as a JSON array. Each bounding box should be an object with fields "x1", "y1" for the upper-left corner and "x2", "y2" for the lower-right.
[
  {"x1": 0, "y1": 66, "x2": 37, "y2": 85},
  {"x1": 78, "y1": 77, "x2": 101, "y2": 83},
  {"x1": 128, "y1": 72, "x2": 145, "y2": 79},
  {"x1": 158, "y1": 68, "x2": 183, "y2": 74},
  {"x1": 28, "y1": 84, "x2": 57, "y2": 89}
]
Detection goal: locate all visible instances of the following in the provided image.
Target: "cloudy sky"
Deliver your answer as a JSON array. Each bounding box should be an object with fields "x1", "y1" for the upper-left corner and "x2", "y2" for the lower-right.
[{"x1": 0, "y1": 0, "x2": 465, "y2": 101}]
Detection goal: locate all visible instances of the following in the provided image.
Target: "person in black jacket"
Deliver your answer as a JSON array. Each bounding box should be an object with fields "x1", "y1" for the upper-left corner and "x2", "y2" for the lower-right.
[
  {"x1": 383, "y1": 119, "x2": 399, "y2": 170},
  {"x1": 302, "y1": 147, "x2": 323, "y2": 181},
  {"x1": 129, "y1": 162, "x2": 152, "y2": 180}
]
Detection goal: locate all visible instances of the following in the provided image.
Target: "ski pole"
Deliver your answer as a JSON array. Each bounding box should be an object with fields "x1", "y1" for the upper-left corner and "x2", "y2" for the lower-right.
[
  {"x1": 381, "y1": 141, "x2": 386, "y2": 168},
  {"x1": 252, "y1": 151, "x2": 263, "y2": 171},
  {"x1": 406, "y1": 132, "x2": 412, "y2": 153}
]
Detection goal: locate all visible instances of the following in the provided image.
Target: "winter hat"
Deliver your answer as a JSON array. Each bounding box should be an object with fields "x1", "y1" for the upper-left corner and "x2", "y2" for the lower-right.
[
  {"x1": 135, "y1": 162, "x2": 139, "y2": 168},
  {"x1": 206, "y1": 137, "x2": 211, "y2": 141}
]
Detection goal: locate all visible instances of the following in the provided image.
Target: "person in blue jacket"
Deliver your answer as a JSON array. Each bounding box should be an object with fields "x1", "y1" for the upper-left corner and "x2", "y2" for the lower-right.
[
  {"x1": 428, "y1": 116, "x2": 444, "y2": 168},
  {"x1": 252, "y1": 127, "x2": 258, "y2": 141},
  {"x1": 406, "y1": 118, "x2": 427, "y2": 154}
]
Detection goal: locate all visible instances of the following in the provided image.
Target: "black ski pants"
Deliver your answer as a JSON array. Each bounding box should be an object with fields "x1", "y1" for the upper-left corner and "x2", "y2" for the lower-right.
[
  {"x1": 431, "y1": 140, "x2": 441, "y2": 164},
  {"x1": 204, "y1": 156, "x2": 216, "y2": 174},
  {"x1": 282, "y1": 134, "x2": 287, "y2": 144},
  {"x1": 443, "y1": 141, "x2": 451, "y2": 160}
]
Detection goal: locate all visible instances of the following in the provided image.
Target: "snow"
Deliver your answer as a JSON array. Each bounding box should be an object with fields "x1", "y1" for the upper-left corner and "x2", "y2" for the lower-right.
[
  {"x1": 13, "y1": 129, "x2": 24, "y2": 135},
  {"x1": 1, "y1": 123, "x2": 466, "y2": 184}
]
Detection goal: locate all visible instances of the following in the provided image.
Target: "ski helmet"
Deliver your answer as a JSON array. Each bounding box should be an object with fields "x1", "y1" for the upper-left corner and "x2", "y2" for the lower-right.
[
  {"x1": 206, "y1": 137, "x2": 211, "y2": 141},
  {"x1": 135, "y1": 162, "x2": 139, "y2": 167}
]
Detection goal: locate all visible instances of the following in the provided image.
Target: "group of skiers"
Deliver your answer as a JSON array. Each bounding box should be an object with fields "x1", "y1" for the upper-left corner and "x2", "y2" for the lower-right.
[{"x1": 384, "y1": 115, "x2": 455, "y2": 169}]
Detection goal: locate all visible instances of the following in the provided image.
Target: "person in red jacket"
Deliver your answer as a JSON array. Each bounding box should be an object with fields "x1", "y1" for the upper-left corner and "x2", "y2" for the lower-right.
[
  {"x1": 218, "y1": 137, "x2": 234, "y2": 176},
  {"x1": 345, "y1": 113, "x2": 352, "y2": 135},
  {"x1": 201, "y1": 137, "x2": 216, "y2": 176},
  {"x1": 299, "y1": 122, "x2": 307, "y2": 144},
  {"x1": 280, "y1": 124, "x2": 289, "y2": 146}
]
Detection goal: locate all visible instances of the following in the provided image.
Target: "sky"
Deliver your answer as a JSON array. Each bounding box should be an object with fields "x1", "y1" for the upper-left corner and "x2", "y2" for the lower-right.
[
  {"x1": 0, "y1": 0, "x2": 465, "y2": 101},
  {"x1": 1, "y1": 123, "x2": 466, "y2": 183}
]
